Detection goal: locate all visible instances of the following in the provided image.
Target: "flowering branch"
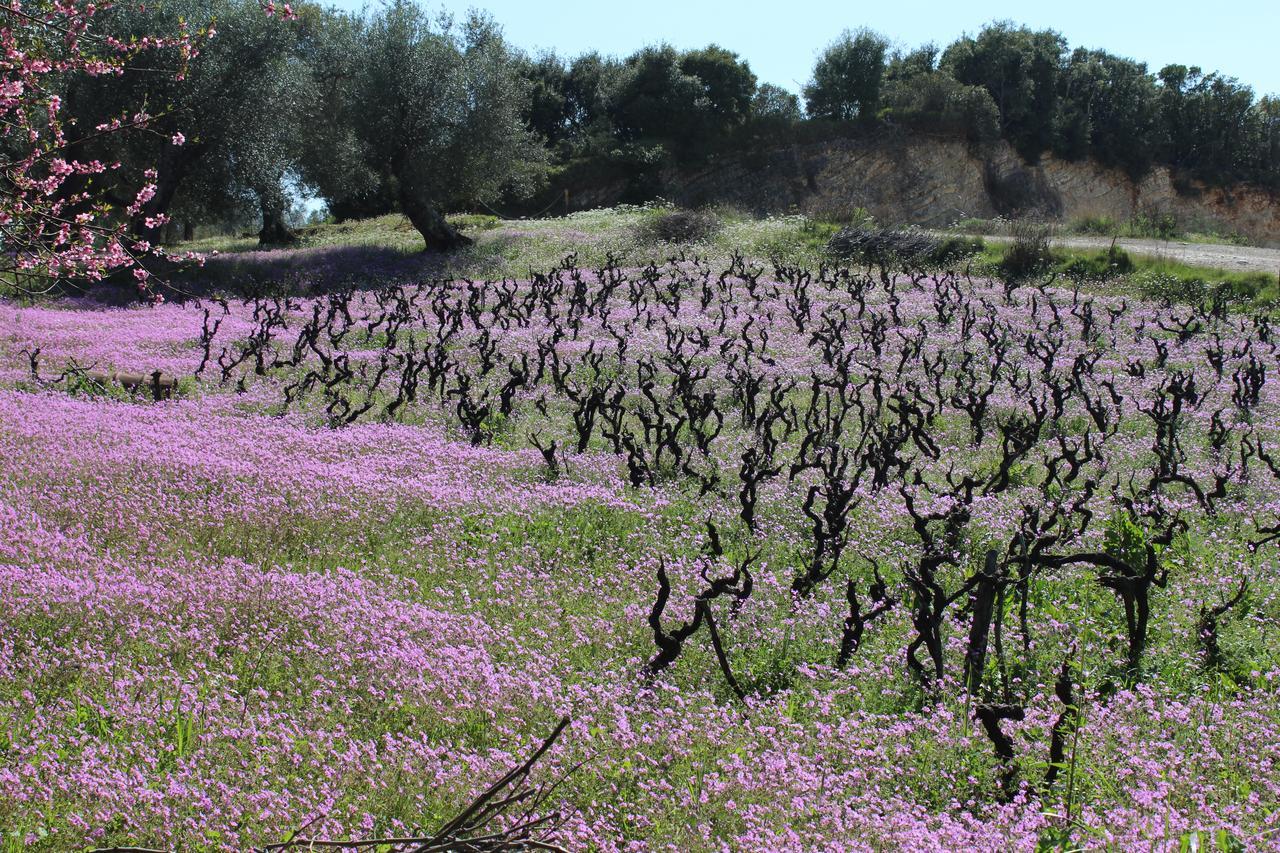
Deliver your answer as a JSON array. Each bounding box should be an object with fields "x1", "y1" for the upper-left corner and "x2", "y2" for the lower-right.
[{"x1": 1, "y1": 0, "x2": 291, "y2": 298}]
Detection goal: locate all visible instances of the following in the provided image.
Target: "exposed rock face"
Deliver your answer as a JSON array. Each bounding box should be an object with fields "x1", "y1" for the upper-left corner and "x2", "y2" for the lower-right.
[{"x1": 658, "y1": 136, "x2": 1280, "y2": 246}]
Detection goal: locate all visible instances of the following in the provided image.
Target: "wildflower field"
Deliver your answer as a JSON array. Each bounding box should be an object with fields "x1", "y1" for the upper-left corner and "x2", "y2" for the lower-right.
[{"x1": 2, "y1": 216, "x2": 1279, "y2": 851}]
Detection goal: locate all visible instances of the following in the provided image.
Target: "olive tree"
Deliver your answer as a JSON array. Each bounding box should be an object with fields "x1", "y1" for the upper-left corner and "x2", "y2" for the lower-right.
[
  {"x1": 61, "y1": 0, "x2": 309, "y2": 246},
  {"x1": 343, "y1": 2, "x2": 544, "y2": 251}
]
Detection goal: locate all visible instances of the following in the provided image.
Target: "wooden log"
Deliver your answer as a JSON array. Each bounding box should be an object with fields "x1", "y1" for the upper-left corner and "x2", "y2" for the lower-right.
[{"x1": 84, "y1": 369, "x2": 178, "y2": 400}]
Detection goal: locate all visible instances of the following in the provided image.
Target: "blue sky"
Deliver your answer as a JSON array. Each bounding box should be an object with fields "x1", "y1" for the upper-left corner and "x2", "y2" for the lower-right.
[{"x1": 324, "y1": 0, "x2": 1280, "y2": 98}]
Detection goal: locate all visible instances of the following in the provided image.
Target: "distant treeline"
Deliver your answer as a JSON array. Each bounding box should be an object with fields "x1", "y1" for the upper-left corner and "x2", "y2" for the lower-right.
[
  {"x1": 525, "y1": 25, "x2": 1280, "y2": 197},
  {"x1": 46, "y1": 1, "x2": 1279, "y2": 251}
]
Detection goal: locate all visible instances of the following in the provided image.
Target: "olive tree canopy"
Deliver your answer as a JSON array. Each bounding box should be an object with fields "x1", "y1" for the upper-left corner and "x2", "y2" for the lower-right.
[
  {"x1": 329, "y1": 2, "x2": 544, "y2": 251},
  {"x1": 63, "y1": 0, "x2": 309, "y2": 246}
]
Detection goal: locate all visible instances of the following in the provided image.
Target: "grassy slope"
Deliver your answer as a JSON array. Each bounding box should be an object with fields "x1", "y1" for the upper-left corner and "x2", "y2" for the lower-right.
[{"x1": 178, "y1": 207, "x2": 1277, "y2": 306}]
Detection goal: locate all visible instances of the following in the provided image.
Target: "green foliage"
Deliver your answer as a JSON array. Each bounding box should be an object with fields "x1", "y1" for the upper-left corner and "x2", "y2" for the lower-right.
[
  {"x1": 1104, "y1": 512, "x2": 1150, "y2": 570},
  {"x1": 885, "y1": 44, "x2": 940, "y2": 82},
  {"x1": 68, "y1": 0, "x2": 310, "y2": 240},
  {"x1": 328, "y1": 2, "x2": 547, "y2": 249},
  {"x1": 806, "y1": 205, "x2": 876, "y2": 228},
  {"x1": 941, "y1": 23, "x2": 1067, "y2": 160},
  {"x1": 608, "y1": 44, "x2": 757, "y2": 164},
  {"x1": 51, "y1": 3, "x2": 1280, "y2": 253},
  {"x1": 1176, "y1": 828, "x2": 1248, "y2": 853},
  {"x1": 880, "y1": 71, "x2": 1001, "y2": 144},
  {"x1": 1068, "y1": 215, "x2": 1119, "y2": 236},
  {"x1": 680, "y1": 45, "x2": 757, "y2": 127},
  {"x1": 1157, "y1": 65, "x2": 1277, "y2": 187},
  {"x1": 1130, "y1": 267, "x2": 1277, "y2": 309},
  {"x1": 933, "y1": 235, "x2": 988, "y2": 266},
  {"x1": 520, "y1": 51, "x2": 576, "y2": 153},
  {"x1": 751, "y1": 83, "x2": 802, "y2": 125},
  {"x1": 1061, "y1": 244, "x2": 1134, "y2": 282},
  {"x1": 951, "y1": 217, "x2": 1009, "y2": 236},
  {"x1": 803, "y1": 29, "x2": 889, "y2": 122},
  {"x1": 611, "y1": 46, "x2": 704, "y2": 144},
  {"x1": 1129, "y1": 210, "x2": 1182, "y2": 240},
  {"x1": 1056, "y1": 49, "x2": 1161, "y2": 177},
  {"x1": 1066, "y1": 213, "x2": 1251, "y2": 245}
]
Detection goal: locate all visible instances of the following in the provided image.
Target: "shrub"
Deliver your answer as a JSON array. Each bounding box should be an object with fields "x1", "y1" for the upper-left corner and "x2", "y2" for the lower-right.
[
  {"x1": 932, "y1": 235, "x2": 987, "y2": 267},
  {"x1": 827, "y1": 226, "x2": 983, "y2": 268},
  {"x1": 999, "y1": 220, "x2": 1055, "y2": 281},
  {"x1": 1133, "y1": 268, "x2": 1274, "y2": 309},
  {"x1": 1216, "y1": 273, "x2": 1274, "y2": 302},
  {"x1": 1128, "y1": 210, "x2": 1181, "y2": 240},
  {"x1": 639, "y1": 209, "x2": 723, "y2": 244},
  {"x1": 1069, "y1": 215, "x2": 1118, "y2": 236},
  {"x1": 1061, "y1": 245, "x2": 1135, "y2": 282}
]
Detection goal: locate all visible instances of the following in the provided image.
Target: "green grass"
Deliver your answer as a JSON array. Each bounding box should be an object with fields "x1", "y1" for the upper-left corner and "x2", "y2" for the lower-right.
[
  {"x1": 159, "y1": 207, "x2": 1279, "y2": 312},
  {"x1": 1066, "y1": 213, "x2": 1253, "y2": 246},
  {"x1": 165, "y1": 205, "x2": 850, "y2": 290},
  {"x1": 953, "y1": 214, "x2": 1255, "y2": 247},
  {"x1": 966, "y1": 242, "x2": 1280, "y2": 305}
]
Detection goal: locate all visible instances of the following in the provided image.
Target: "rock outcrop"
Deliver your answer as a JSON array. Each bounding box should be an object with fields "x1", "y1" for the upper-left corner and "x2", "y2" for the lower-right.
[{"x1": 655, "y1": 136, "x2": 1280, "y2": 246}]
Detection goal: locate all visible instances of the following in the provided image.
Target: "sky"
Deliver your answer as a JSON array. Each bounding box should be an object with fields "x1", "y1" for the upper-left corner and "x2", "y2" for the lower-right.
[{"x1": 324, "y1": 0, "x2": 1280, "y2": 98}]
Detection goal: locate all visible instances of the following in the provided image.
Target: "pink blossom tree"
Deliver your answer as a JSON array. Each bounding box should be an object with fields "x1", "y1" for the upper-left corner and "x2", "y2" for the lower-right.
[{"x1": 1, "y1": 0, "x2": 289, "y2": 297}]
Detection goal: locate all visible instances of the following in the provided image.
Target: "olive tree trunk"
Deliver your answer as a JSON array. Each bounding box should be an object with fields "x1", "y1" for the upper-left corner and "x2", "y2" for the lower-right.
[
  {"x1": 398, "y1": 184, "x2": 472, "y2": 253},
  {"x1": 129, "y1": 144, "x2": 200, "y2": 245},
  {"x1": 258, "y1": 207, "x2": 297, "y2": 246},
  {"x1": 256, "y1": 182, "x2": 298, "y2": 246}
]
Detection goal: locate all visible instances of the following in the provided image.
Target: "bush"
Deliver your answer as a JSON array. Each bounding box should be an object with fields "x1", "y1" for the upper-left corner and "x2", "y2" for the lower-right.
[
  {"x1": 1061, "y1": 245, "x2": 1135, "y2": 282},
  {"x1": 1069, "y1": 214, "x2": 1118, "y2": 236},
  {"x1": 1133, "y1": 268, "x2": 1274, "y2": 309},
  {"x1": 639, "y1": 209, "x2": 723, "y2": 244},
  {"x1": 999, "y1": 220, "x2": 1055, "y2": 281},
  {"x1": 1216, "y1": 273, "x2": 1274, "y2": 302},
  {"x1": 932, "y1": 235, "x2": 987, "y2": 267},
  {"x1": 827, "y1": 226, "x2": 983, "y2": 268},
  {"x1": 1128, "y1": 210, "x2": 1181, "y2": 240}
]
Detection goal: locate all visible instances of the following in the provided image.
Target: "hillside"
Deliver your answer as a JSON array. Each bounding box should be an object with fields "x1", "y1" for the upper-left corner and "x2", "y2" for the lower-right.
[{"x1": 554, "y1": 135, "x2": 1280, "y2": 247}]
